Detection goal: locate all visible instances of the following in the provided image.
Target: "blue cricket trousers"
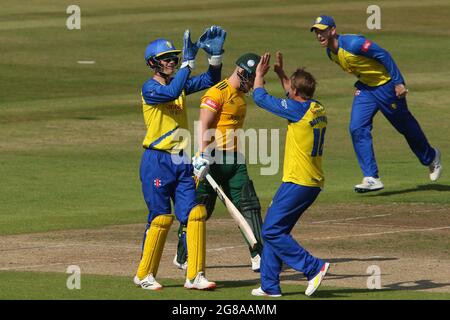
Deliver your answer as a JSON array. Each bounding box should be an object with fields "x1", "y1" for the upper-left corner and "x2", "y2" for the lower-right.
[
  {"x1": 350, "y1": 80, "x2": 435, "y2": 178},
  {"x1": 140, "y1": 148, "x2": 197, "y2": 226},
  {"x1": 261, "y1": 182, "x2": 324, "y2": 295}
]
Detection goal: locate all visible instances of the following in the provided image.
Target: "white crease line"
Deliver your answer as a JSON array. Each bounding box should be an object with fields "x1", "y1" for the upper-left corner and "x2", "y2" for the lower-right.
[
  {"x1": 207, "y1": 245, "x2": 247, "y2": 252},
  {"x1": 0, "y1": 243, "x2": 75, "y2": 252},
  {"x1": 408, "y1": 208, "x2": 449, "y2": 213},
  {"x1": 0, "y1": 246, "x2": 248, "y2": 271},
  {"x1": 312, "y1": 222, "x2": 426, "y2": 229},
  {"x1": 0, "y1": 243, "x2": 140, "y2": 252},
  {"x1": 306, "y1": 226, "x2": 450, "y2": 241},
  {"x1": 77, "y1": 60, "x2": 96, "y2": 64},
  {"x1": 0, "y1": 260, "x2": 93, "y2": 271},
  {"x1": 310, "y1": 214, "x2": 392, "y2": 224},
  {"x1": 1, "y1": 226, "x2": 448, "y2": 271}
]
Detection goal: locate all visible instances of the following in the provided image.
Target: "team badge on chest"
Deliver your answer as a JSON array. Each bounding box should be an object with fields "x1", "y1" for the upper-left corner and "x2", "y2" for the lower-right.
[{"x1": 153, "y1": 178, "x2": 162, "y2": 188}]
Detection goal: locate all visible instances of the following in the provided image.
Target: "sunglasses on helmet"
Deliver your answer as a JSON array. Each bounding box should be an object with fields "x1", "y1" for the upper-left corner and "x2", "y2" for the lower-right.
[{"x1": 158, "y1": 55, "x2": 179, "y2": 64}]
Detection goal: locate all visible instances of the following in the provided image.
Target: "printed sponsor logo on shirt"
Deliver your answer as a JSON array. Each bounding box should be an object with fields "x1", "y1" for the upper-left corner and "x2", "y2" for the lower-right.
[
  {"x1": 361, "y1": 39, "x2": 372, "y2": 52},
  {"x1": 166, "y1": 103, "x2": 183, "y2": 115},
  {"x1": 229, "y1": 114, "x2": 242, "y2": 121},
  {"x1": 203, "y1": 98, "x2": 220, "y2": 110},
  {"x1": 281, "y1": 99, "x2": 288, "y2": 109}
]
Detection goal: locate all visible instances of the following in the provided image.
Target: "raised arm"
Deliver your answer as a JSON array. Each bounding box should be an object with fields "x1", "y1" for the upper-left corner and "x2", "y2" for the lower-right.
[
  {"x1": 273, "y1": 51, "x2": 291, "y2": 93},
  {"x1": 185, "y1": 25, "x2": 227, "y2": 95},
  {"x1": 184, "y1": 65, "x2": 222, "y2": 95},
  {"x1": 253, "y1": 53, "x2": 306, "y2": 122},
  {"x1": 142, "y1": 67, "x2": 191, "y2": 104}
]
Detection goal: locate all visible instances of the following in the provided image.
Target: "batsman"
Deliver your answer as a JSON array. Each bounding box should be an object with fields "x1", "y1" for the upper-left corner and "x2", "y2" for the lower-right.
[{"x1": 173, "y1": 53, "x2": 265, "y2": 272}]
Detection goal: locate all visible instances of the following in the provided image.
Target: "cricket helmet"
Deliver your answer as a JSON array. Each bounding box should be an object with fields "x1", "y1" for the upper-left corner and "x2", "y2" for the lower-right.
[
  {"x1": 235, "y1": 53, "x2": 261, "y2": 77},
  {"x1": 144, "y1": 38, "x2": 181, "y2": 63},
  {"x1": 235, "y1": 53, "x2": 261, "y2": 92}
]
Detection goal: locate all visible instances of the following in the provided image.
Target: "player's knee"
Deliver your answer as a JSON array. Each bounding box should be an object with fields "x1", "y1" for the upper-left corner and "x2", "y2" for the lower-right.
[
  {"x1": 150, "y1": 214, "x2": 174, "y2": 229},
  {"x1": 188, "y1": 205, "x2": 207, "y2": 222},
  {"x1": 261, "y1": 225, "x2": 278, "y2": 242},
  {"x1": 196, "y1": 194, "x2": 215, "y2": 220},
  {"x1": 349, "y1": 125, "x2": 370, "y2": 141}
]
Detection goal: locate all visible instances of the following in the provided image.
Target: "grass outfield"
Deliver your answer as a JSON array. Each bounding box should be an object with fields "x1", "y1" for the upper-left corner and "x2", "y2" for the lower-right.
[
  {"x1": 0, "y1": 0, "x2": 449, "y2": 300},
  {"x1": 0, "y1": 271, "x2": 449, "y2": 300},
  {"x1": 1, "y1": 0, "x2": 449, "y2": 235}
]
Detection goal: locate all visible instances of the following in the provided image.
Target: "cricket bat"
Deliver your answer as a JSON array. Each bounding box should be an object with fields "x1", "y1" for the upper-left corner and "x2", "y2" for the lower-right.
[{"x1": 205, "y1": 174, "x2": 258, "y2": 249}]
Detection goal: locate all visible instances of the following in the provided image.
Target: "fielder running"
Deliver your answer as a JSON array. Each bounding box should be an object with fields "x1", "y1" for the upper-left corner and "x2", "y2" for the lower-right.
[
  {"x1": 174, "y1": 53, "x2": 264, "y2": 272},
  {"x1": 251, "y1": 52, "x2": 329, "y2": 297},
  {"x1": 133, "y1": 26, "x2": 226, "y2": 291},
  {"x1": 311, "y1": 15, "x2": 442, "y2": 192}
]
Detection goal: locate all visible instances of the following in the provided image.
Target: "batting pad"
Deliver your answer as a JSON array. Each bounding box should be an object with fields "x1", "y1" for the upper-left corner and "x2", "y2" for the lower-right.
[
  {"x1": 240, "y1": 180, "x2": 263, "y2": 255},
  {"x1": 186, "y1": 205, "x2": 207, "y2": 280},
  {"x1": 137, "y1": 214, "x2": 174, "y2": 279}
]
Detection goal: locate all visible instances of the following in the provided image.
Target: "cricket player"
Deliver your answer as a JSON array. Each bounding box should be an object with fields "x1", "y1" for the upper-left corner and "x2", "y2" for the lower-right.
[
  {"x1": 311, "y1": 15, "x2": 442, "y2": 192},
  {"x1": 173, "y1": 53, "x2": 264, "y2": 272},
  {"x1": 251, "y1": 52, "x2": 329, "y2": 297},
  {"x1": 133, "y1": 26, "x2": 226, "y2": 291}
]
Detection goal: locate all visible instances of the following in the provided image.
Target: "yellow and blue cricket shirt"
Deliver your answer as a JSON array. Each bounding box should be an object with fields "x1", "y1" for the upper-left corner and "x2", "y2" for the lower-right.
[
  {"x1": 141, "y1": 66, "x2": 221, "y2": 153},
  {"x1": 327, "y1": 34, "x2": 404, "y2": 87},
  {"x1": 253, "y1": 88, "x2": 326, "y2": 188}
]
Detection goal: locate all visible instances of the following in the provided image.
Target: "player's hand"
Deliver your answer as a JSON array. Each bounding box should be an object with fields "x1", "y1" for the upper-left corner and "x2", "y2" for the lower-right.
[
  {"x1": 181, "y1": 29, "x2": 199, "y2": 69},
  {"x1": 192, "y1": 153, "x2": 210, "y2": 181},
  {"x1": 197, "y1": 26, "x2": 227, "y2": 66},
  {"x1": 273, "y1": 51, "x2": 284, "y2": 74},
  {"x1": 256, "y1": 52, "x2": 271, "y2": 78},
  {"x1": 395, "y1": 84, "x2": 408, "y2": 98}
]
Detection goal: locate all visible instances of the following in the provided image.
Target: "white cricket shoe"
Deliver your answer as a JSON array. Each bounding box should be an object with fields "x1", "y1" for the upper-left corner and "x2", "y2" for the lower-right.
[
  {"x1": 133, "y1": 275, "x2": 141, "y2": 287},
  {"x1": 184, "y1": 272, "x2": 216, "y2": 290},
  {"x1": 251, "y1": 254, "x2": 261, "y2": 272},
  {"x1": 354, "y1": 177, "x2": 384, "y2": 193},
  {"x1": 251, "y1": 287, "x2": 282, "y2": 297},
  {"x1": 429, "y1": 148, "x2": 442, "y2": 181},
  {"x1": 305, "y1": 262, "x2": 330, "y2": 296},
  {"x1": 134, "y1": 274, "x2": 162, "y2": 291},
  {"x1": 173, "y1": 254, "x2": 187, "y2": 270}
]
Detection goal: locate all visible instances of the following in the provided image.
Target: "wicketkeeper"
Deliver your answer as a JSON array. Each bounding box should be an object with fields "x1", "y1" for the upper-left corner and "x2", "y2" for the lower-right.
[
  {"x1": 133, "y1": 26, "x2": 226, "y2": 291},
  {"x1": 173, "y1": 53, "x2": 265, "y2": 272}
]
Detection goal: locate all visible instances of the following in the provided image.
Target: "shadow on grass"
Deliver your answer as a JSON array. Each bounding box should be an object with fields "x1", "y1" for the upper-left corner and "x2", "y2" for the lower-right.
[
  {"x1": 327, "y1": 257, "x2": 398, "y2": 263},
  {"x1": 368, "y1": 184, "x2": 450, "y2": 197},
  {"x1": 384, "y1": 280, "x2": 450, "y2": 291},
  {"x1": 215, "y1": 280, "x2": 260, "y2": 289},
  {"x1": 280, "y1": 271, "x2": 369, "y2": 283},
  {"x1": 282, "y1": 287, "x2": 391, "y2": 298}
]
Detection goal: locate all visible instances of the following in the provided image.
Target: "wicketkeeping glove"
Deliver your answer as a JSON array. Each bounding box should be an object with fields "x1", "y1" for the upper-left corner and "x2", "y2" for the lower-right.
[
  {"x1": 181, "y1": 29, "x2": 199, "y2": 69},
  {"x1": 192, "y1": 153, "x2": 211, "y2": 181},
  {"x1": 197, "y1": 25, "x2": 227, "y2": 66}
]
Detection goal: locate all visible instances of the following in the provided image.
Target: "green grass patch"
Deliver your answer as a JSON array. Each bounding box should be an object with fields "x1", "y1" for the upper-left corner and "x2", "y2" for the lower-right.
[
  {"x1": 0, "y1": 0, "x2": 449, "y2": 236},
  {"x1": 0, "y1": 271, "x2": 448, "y2": 300}
]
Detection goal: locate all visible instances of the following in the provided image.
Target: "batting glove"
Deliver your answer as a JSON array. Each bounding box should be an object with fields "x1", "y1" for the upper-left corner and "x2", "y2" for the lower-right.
[
  {"x1": 181, "y1": 29, "x2": 199, "y2": 69},
  {"x1": 192, "y1": 153, "x2": 211, "y2": 181},
  {"x1": 197, "y1": 26, "x2": 227, "y2": 66}
]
